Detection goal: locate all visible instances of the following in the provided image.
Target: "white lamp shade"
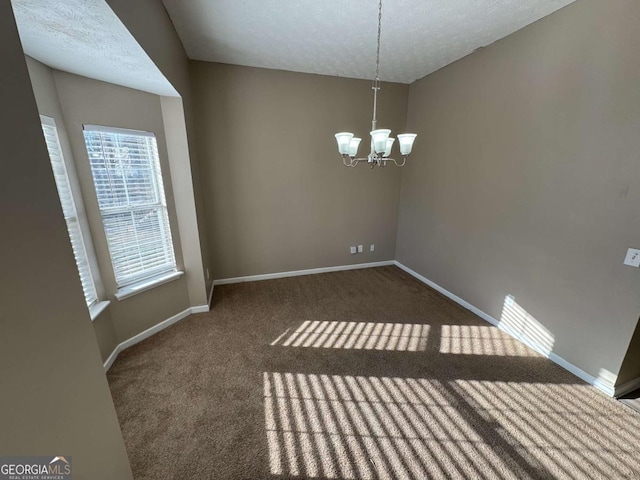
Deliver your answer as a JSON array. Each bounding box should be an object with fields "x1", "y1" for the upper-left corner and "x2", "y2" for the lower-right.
[
  {"x1": 397, "y1": 133, "x2": 417, "y2": 155},
  {"x1": 383, "y1": 137, "x2": 395, "y2": 157},
  {"x1": 335, "y1": 132, "x2": 354, "y2": 155},
  {"x1": 348, "y1": 137, "x2": 361, "y2": 157},
  {"x1": 370, "y1": 129, "x2": 391, "y2": 154}
]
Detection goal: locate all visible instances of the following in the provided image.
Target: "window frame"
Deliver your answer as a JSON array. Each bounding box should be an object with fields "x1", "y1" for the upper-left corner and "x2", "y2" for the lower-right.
[{"x1": 82, "y1": 124, "x2": 179, "y2": 297}]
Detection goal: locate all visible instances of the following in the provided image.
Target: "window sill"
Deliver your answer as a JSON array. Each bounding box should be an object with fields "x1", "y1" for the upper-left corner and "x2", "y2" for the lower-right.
[
  {"x1": 90, "y1": 300, "x2": 111, "y2": 322},
  {"x1": 114, "y1": 271, "x2": 184, "y2": 301}
]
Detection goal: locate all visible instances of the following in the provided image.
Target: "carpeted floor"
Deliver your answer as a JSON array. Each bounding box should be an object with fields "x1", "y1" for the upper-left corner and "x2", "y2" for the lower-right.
[
  {"x1": 107, "y1": 266, "x2": 640, "y2": 479},
  {"x1": 619, "y1": 388, "x2": 640, "y2": 415}
]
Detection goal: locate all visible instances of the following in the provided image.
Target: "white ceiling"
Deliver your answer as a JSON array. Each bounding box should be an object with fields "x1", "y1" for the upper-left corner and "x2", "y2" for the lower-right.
[
  {"x1": 10, "y1": 0, "x2": 576, "y2": 95},
  {"x1": 11, "y1": 0, "x2": 177, "y2": 96},
  {"x1": 162, "y1": 0, "x2": 575, "y2": 84}
]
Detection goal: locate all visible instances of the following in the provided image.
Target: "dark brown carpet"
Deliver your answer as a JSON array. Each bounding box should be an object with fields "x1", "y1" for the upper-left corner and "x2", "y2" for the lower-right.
[{"x1": 107, "y1": 266, "x2": 640, "y2": 479}]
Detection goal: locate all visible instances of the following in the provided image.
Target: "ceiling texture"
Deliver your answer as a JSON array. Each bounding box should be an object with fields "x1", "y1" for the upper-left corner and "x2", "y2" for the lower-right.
[
  {"x1": 11, "y1": 0, "x2": 576, "y2": 95},
  {"x1": 12, "y1": 0, "x2": 177, "y2": 96},
  {"x1": 163, "y1": 0, "x2": 575, "y2": 84}
]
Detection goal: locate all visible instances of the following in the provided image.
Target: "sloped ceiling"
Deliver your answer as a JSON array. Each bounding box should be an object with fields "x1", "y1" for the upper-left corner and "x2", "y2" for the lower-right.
[
  {"x1": 12, "y1": 0, "x2": 177, "y2": 96},
  {"x1": 163, "y1": 0, "x2": 576, "y2": 84}
]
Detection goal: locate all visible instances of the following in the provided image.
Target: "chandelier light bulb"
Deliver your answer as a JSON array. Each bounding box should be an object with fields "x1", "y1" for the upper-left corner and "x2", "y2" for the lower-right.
[
  {"x1": 348, "y1": 137, "x2": 362, "y2": 157},
  {"x1": 334, "y1": 132, "x2": 354, "y2": 155},
  {"x1": 370, "y1": 129, "x2": 391, "y2": 154},
  {"x1": 397, "y1": 133, "x2": 417, "y2": 156},
  {"x1": 383, "y1": 138, "x2": 395, "y2": 157}
]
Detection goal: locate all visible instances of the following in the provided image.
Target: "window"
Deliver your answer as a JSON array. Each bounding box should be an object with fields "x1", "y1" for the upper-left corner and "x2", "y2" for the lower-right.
[
  {"x1": 41, "y1": 116, "x2": 99, "y2": 308},
  {"x1": 82, "y1": 125, "x2": 177, "y2": 290}
]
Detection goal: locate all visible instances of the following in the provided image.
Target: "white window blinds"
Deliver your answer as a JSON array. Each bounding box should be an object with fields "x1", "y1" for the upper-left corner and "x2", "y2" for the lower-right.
[
  {"x1": 83, "y1": 125, "x2": 176, "y2": 288},
  {"x1": 41, "y1": 117, "x2": 98, "y2": 308}
]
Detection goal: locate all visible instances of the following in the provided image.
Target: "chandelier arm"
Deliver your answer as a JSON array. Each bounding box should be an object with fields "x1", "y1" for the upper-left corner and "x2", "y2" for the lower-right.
[
  {"x1": 340, "y1": 153, "x2": 408, "y2": 167},
  {"x1": 342, "y1": 155, "x2": 370, "y2": 167},
  {"x1": 385, "y1": 157, "x2": 407, "y2": 167}
]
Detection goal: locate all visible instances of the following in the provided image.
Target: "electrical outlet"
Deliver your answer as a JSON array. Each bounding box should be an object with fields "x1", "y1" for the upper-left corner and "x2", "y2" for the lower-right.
[
  {"x1": 350, "y1": 246, "x2": 357, "y2": 254},
  {"x1": 370, "y1": 244, "x2": 375, "y2": 252},
  {"x1": 624, "y1": 248, "x2": 640, "y2": 267},
  {"x1": 357, "y1": 245, "x2": 364, "y2": 253}
]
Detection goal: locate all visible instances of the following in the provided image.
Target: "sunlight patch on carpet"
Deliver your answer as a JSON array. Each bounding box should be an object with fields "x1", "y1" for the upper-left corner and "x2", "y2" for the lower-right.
[
  {"x1": 263, "y1": 372, "x2": 517, "y2": 479},
  {"x1": 453, "y1": 380, "x2": 640, "y2": 479},
  {"x1": 440, "y1": 325, "x2": 537, "y2": 357},
  {"x1": 270, "y1": 321, "x2": 430, "y2": 352}
]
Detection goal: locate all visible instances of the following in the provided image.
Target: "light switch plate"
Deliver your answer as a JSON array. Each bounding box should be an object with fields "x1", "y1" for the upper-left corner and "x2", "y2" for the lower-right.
[
  {"x1": 350, "y1": 246, "x2": 357, "y2": 254},
  {"x1": 624, "y1": 248, "x2": 640, "y2": 267},
  {"x1": 357, "y1": 245, "x2": 364, "y2": 253}
]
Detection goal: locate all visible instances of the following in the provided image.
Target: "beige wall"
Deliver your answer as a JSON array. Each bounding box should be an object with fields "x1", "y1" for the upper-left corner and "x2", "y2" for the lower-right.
[
  {"x1": 160, "y1": 95, "x2": 208, "y2": 306},
  {"x1": 26, "y1": 56, "x2": 120, "y2": 362},
  {"x1": 397, "y1": 0, "x2": 640, "y2": 384},
  {"x1": 93, "y1": 308, "x2": 119, "y2": 363},
  {"x1": 0, "y1": 4, "x2": 132, "y2": 477},
  {"x1": 107, "y1": 0, "x2": 212, "y2": 295},
  {"x1": 106, "y1": 0, "x2": 190, "y2": 96},
  {"x1": 191, "y1": 62, "x2": 409, "y2": 279},
  {"x1": 51, "y1": 70, "x2": 191, "y2": 342}
]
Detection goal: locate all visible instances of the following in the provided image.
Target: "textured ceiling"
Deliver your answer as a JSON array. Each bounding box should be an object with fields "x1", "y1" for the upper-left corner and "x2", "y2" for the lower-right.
[
  {"x1": 11, "y1": 0, "x2": 177, "y2": 96},
  {"x1": 163, "y1": 0, "x2": 575, "y2": 84}
]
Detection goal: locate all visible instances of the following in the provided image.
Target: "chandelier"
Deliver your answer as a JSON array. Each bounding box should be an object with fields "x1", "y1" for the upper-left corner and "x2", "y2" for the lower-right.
[{"x1": 334, "y1": 0, "x2": 417, "y2": 168}]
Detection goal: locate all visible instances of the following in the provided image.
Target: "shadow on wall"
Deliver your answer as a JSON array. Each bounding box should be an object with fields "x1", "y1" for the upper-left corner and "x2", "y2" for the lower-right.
[
  {"x1": 496, "y1": 295, "x2": 619, "y2": 393},
  {"x1": 498, "y1": 296, "x2": 555, "y2": 356}
]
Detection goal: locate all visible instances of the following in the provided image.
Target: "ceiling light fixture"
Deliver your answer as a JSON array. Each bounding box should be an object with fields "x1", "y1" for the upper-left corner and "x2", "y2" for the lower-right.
[{"x1": 334, "y1": 0, "x2": 417, "y2": 168}]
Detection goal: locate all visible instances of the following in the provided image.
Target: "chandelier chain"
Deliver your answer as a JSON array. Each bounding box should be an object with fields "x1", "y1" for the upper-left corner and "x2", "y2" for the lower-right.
[{"x1": 375, "y1": 0, "x2": 382, "y2": 81}]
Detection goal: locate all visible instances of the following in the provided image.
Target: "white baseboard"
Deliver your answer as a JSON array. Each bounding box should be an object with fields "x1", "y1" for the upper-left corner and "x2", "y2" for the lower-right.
[
  {"x1": 104, "y1": 305, "x2": 202, "y2": 371},
  {"x1": 393, "y1": 260, "x2": 616, "y2": 397},
  {"x1": 103, "y1": 345, "x2": 120, "y2": 371},
  {"x1": 213, "y1": 260, "x2": 395, "y2": 286},
  {"x1": 191, "y1": 304, "x2": 210, "y2": 314},
  {"x1": 615, "y1": 376, "x2": 640, "y2": 398}
]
